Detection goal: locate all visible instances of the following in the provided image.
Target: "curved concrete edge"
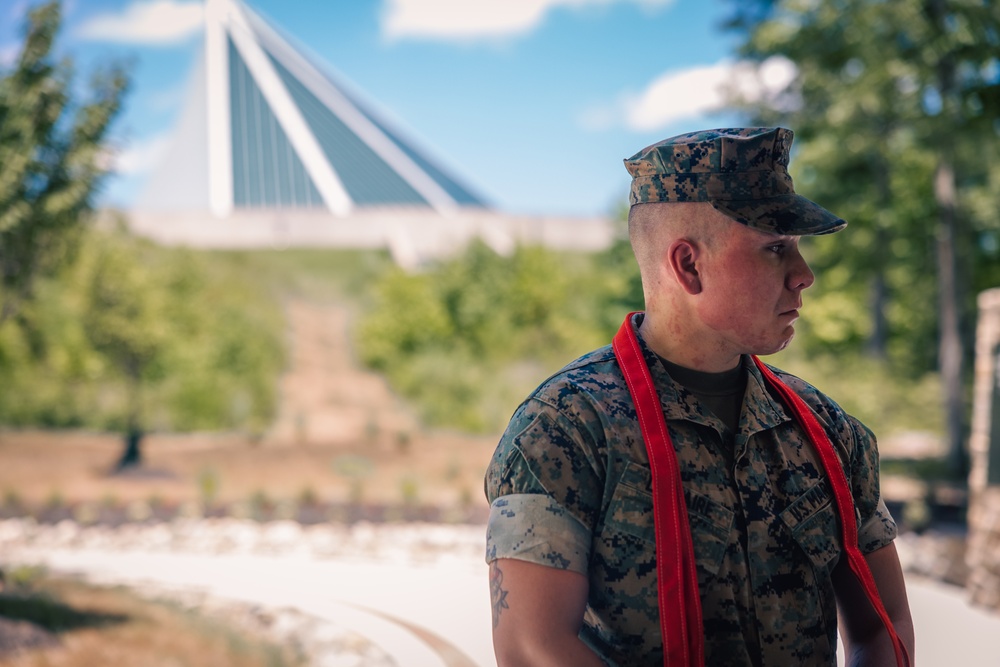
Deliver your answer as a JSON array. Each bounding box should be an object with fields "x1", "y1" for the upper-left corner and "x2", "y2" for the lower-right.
[
  {"x1": 4, "y1": 547, "x2": 471, "y2": 667},
  {"x1": 25, "y1": 545, "x2": 1000, "y2": 665}
]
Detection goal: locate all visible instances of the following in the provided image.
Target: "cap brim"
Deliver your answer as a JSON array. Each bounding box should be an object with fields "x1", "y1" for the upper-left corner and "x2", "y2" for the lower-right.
[{"x1": 710, "y1": 194, "x2": 847, "y2": 236}]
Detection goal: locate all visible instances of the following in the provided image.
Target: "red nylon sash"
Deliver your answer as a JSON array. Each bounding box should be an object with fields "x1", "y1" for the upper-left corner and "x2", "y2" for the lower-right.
[
  {"x1": 612, "y1": 315, "x2": 703, "y2": 667},
  {"x1": 612, "y1": 313, "x2": 910, "y2": 667},
  {"x1": 751, "y1": 356, "x2": 910, "y2": 667}
]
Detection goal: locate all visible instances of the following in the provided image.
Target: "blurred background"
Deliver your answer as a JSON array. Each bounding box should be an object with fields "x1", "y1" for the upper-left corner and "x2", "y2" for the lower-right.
[{"x1": 0, "y1": 0, "x2": 999, "y2": 665}]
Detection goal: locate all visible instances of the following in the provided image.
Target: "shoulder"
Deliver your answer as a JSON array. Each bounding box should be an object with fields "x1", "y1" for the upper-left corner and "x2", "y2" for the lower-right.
[
  {"x1": 764, "y1": 364, "x2": 844, "y2": 417},
  {"x1": 537, "y1": 344, "x2": 621, "y2": 390},
  {"x1": 489, "y1": 346, "x2": 627, "y2": 485},
  {"x1": 486, "y1": 346, "x2": 624, "y2": 520},
  {"x1": 524, "y1": 344, "x2": 629, "y2": 417},
  {"x1": 760, "y1": 361, "x2": 875, "y2": 453}
]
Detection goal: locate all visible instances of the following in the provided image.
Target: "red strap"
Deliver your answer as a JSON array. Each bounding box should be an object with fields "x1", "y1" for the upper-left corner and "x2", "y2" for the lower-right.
[
  {"x1": 613, "y1": 317, "x2": 704, "y2": 667},
  {"x1": 751, "y1": 356, "x2": 911, "y2": 667},
  {"x1": 612, "y1": 313, "x2": 909, "y2": 667}
]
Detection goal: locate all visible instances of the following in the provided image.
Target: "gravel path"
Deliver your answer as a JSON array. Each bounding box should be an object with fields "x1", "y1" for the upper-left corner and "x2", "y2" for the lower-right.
[{"x1": 3, "y1": 517, "x2": 1000, "y2": 666}]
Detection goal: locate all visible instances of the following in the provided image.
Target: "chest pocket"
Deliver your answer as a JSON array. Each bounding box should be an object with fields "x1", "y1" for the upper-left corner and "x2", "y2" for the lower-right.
[
  {"x1": 605, "y1": 461, "x2": 733, "y2": 576},
  {"x1": 779, "y1": 480, "x2": 842, "y2": 572}
]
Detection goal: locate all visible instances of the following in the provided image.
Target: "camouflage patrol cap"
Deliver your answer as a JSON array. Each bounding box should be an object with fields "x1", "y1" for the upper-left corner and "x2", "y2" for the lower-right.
[{"x1": 623, "y1": 127, "x2": 846, "y2": 235}]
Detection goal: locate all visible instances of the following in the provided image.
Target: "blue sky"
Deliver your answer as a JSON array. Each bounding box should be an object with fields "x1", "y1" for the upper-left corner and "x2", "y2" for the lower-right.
[{"x1": 0, "y1": 0, "x2": 793, "y2": 218}]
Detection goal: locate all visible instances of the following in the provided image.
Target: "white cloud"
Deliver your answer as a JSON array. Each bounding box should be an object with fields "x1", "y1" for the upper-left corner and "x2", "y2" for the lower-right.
[
  {"x1": 75, "y1": 0, "x2": 204, "y2": 45},
  {"x1": 732, "y1": 55, "x2": 799, "y2": 109},
  {"x1": 581, "y1": 56, "x2": 798, "y2": 132},
  {"x1": 382, "y1": 0, "x2": 672, "y2": 42},
  {"x1": 2, "y1": 1, "x2": 28, "y2": 67},
  {"x1": 0, "y1": 42, "x2": 19, "y2": 68},
  {"x1": 104, "y1": 133, "x2": 172, "y2": 175}
]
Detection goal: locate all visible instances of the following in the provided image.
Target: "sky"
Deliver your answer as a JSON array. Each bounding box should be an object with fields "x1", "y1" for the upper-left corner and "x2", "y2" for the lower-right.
[{"x1": 0, "y1": 0, "x2": 793, "y2": 218}]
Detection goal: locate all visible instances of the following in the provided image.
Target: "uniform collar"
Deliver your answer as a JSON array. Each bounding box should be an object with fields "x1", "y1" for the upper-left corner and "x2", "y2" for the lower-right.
[
  {"x1": 741, "y1": 357, "x2": 795, "y2": 435},
  {"x1": 629, "y1": 313, "x2": 793, "y2": 436}
]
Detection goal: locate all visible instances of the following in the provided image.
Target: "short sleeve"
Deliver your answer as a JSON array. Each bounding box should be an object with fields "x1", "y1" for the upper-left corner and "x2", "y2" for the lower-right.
[
  {"x1": 485, "y1": 494, "x2": 590, "y2": 574},
  {"x1": 486, "y1": 399, "x2": 604, "y2": 528},
  {"x1": 484, "y1": 397, "x2": 604, "y2": 570},
  {"x1": 849, "y1": 417, "x2": 898, "y2": 554}
]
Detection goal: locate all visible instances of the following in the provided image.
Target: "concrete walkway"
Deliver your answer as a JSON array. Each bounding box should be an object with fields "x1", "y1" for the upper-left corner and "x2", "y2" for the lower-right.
[
  {"x1": 6, "y1": 544, "x2": 1000, "y2": 666},
  {"x1": 899, "y1": 575, "x2": 999, "y2": 666},
  {"x1": 8, "y1": 546, "x2": 492, "y2": 667}
]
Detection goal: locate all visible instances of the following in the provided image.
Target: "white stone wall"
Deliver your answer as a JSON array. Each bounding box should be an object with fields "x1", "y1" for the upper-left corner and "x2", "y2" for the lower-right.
[{"x1": 121, "y1": 208, "x2": 618, "y2": 270}]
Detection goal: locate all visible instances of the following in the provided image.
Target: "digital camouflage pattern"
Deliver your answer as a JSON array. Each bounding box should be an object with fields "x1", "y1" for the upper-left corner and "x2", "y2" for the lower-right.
[
  {"x1": 623, "y1": 127, "x2": 847, "y2": 236},
  {"x1": 484, "y1": 315, "x2": 896, "y2": 667}
]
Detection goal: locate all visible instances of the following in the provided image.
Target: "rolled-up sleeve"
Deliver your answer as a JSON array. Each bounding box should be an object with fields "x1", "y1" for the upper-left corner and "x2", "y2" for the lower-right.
[
  {"x1": 850, "y1": 417, "x2": 898, "y2": 554},
  {"x1": 486, "y1": 494, "x2": 591, "y2": 574},
  {"x1": 484, "y1": 396, "x2": 603, "y2": 573}
]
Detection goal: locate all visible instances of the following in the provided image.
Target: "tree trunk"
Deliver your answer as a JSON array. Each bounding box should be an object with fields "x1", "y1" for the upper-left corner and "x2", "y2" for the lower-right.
[
  {"x1": 934, "y1": 159, "x2": 966, "y2": 477},
  {"x1": 926, "y1": 0, "x2": 967, "y2": 478},
  {"x1": 868, "y1": 269, "x2": 889, "y2": 359},
  {"x1": 867, "y1": 158, "x2": 893, "y2": 360},
  {"x1": 115, "y1": 371, "x2": 144, "y2": 471},
  {"x1": 116, "y1": 428, "x2": 143, "y2": 470}
]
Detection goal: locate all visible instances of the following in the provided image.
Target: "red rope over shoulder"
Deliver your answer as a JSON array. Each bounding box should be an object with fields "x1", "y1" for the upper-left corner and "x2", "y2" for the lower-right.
[
  {"x1": 612, "y1": 313, "x2": 909, "y2": 667},
  {"x1": 751, "y1": 356, "x2": 910, "y2": 667},
  {"x1": 613, "y1": 315, "x2": 703, "y2": 667}
]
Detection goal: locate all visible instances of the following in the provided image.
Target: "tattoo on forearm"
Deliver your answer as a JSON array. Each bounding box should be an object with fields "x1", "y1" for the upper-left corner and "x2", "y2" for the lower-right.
[{"x1": 490, "y1": 561, "x2": 509, "y2": 628}]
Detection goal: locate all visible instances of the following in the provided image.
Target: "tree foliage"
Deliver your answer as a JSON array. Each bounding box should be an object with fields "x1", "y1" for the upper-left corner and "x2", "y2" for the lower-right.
[
  {"x1": 0, "y1": 226, "x2": 286, "y2": 443},
  {"x1": 0, "y1": 2, "x2": 288, "y2": 469},
  {"x1": 725, "y1": 0, "x2": 1000, "y2": 474},
  {"x1": 356, "y1": 241, "x2": 642, "y2": 432},
  {"x1": 0, "y1": 0, "x2": 128, "y2": 324}
]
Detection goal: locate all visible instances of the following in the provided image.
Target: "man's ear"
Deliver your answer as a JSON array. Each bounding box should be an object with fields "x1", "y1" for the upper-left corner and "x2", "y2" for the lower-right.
[{"x1": 666, "y1": 239, "x2": 702, "y2": 294}]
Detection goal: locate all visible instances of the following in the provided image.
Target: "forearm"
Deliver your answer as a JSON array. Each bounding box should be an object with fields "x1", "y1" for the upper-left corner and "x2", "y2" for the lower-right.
[
  {"x1": 843, "y1": 614, "x2": 914, "y2": 667},
  {"x1": 844, "y1": 645, "x2": 886, "y2": 667},
  {"x1": 836, "y1": 543, "x2": 915, "y2": 666}
]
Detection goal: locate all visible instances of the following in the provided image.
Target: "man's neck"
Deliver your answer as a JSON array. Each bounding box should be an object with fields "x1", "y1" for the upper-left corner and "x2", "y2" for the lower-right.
[{"x1": 637, "y1": 310, "x2": 741, "y2": 373}]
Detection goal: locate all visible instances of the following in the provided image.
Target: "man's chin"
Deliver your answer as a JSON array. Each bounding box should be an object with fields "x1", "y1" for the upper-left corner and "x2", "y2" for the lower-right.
[{"x1": 757, "y1": 331, "x2": 795, "y2": 357}]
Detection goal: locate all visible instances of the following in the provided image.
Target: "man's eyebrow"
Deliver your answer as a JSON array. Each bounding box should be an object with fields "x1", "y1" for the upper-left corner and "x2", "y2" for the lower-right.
[{"x1": 749, "y1": 230, "x2": 795, "y2": 243}]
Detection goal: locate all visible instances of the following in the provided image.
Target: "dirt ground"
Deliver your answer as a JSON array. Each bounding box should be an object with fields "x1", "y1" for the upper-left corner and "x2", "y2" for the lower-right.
[
  {"x1": 0, "y1": 429, "x2": 496, "y2": 513},
  {"x1": 0, "y1": 301, "x2": 499, "y2": 516}
]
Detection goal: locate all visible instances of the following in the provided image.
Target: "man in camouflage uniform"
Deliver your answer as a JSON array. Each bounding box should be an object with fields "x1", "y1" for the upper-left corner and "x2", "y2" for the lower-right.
[{"x1": 485, "y1": 128, "x2": 915, "y2": 666}]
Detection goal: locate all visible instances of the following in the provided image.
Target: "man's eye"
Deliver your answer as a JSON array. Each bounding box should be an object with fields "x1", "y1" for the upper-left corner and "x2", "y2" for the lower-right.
[{"x1": 768, "y1": 244, "x2": 785, "y2": 254}]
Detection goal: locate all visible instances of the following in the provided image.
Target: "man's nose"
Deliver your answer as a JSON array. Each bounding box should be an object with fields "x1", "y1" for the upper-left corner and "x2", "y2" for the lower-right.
[{"x1": 787, "y1": 249, "x2": 815, "y2": 290}]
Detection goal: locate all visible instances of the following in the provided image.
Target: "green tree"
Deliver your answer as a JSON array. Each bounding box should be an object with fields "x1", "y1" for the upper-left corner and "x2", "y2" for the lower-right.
[
  {"x1": 81, "y1": 229, "x2": 286, "y2": 469},
  {"x1": 0, "y1": 0, "x2": 128, "y2": 324},
  {"x1": 0, "y1": 227, "x2": 286, "y2": 469},
  {"x1": 356, "y1": 240, "x2": 641, "y2": 432},
  {"x1": 725, "y1": 0, "x2": 1000, "y2": 476},
  {"x1": 82, "y1": 234, "x2": 171, "y2": 468}
]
